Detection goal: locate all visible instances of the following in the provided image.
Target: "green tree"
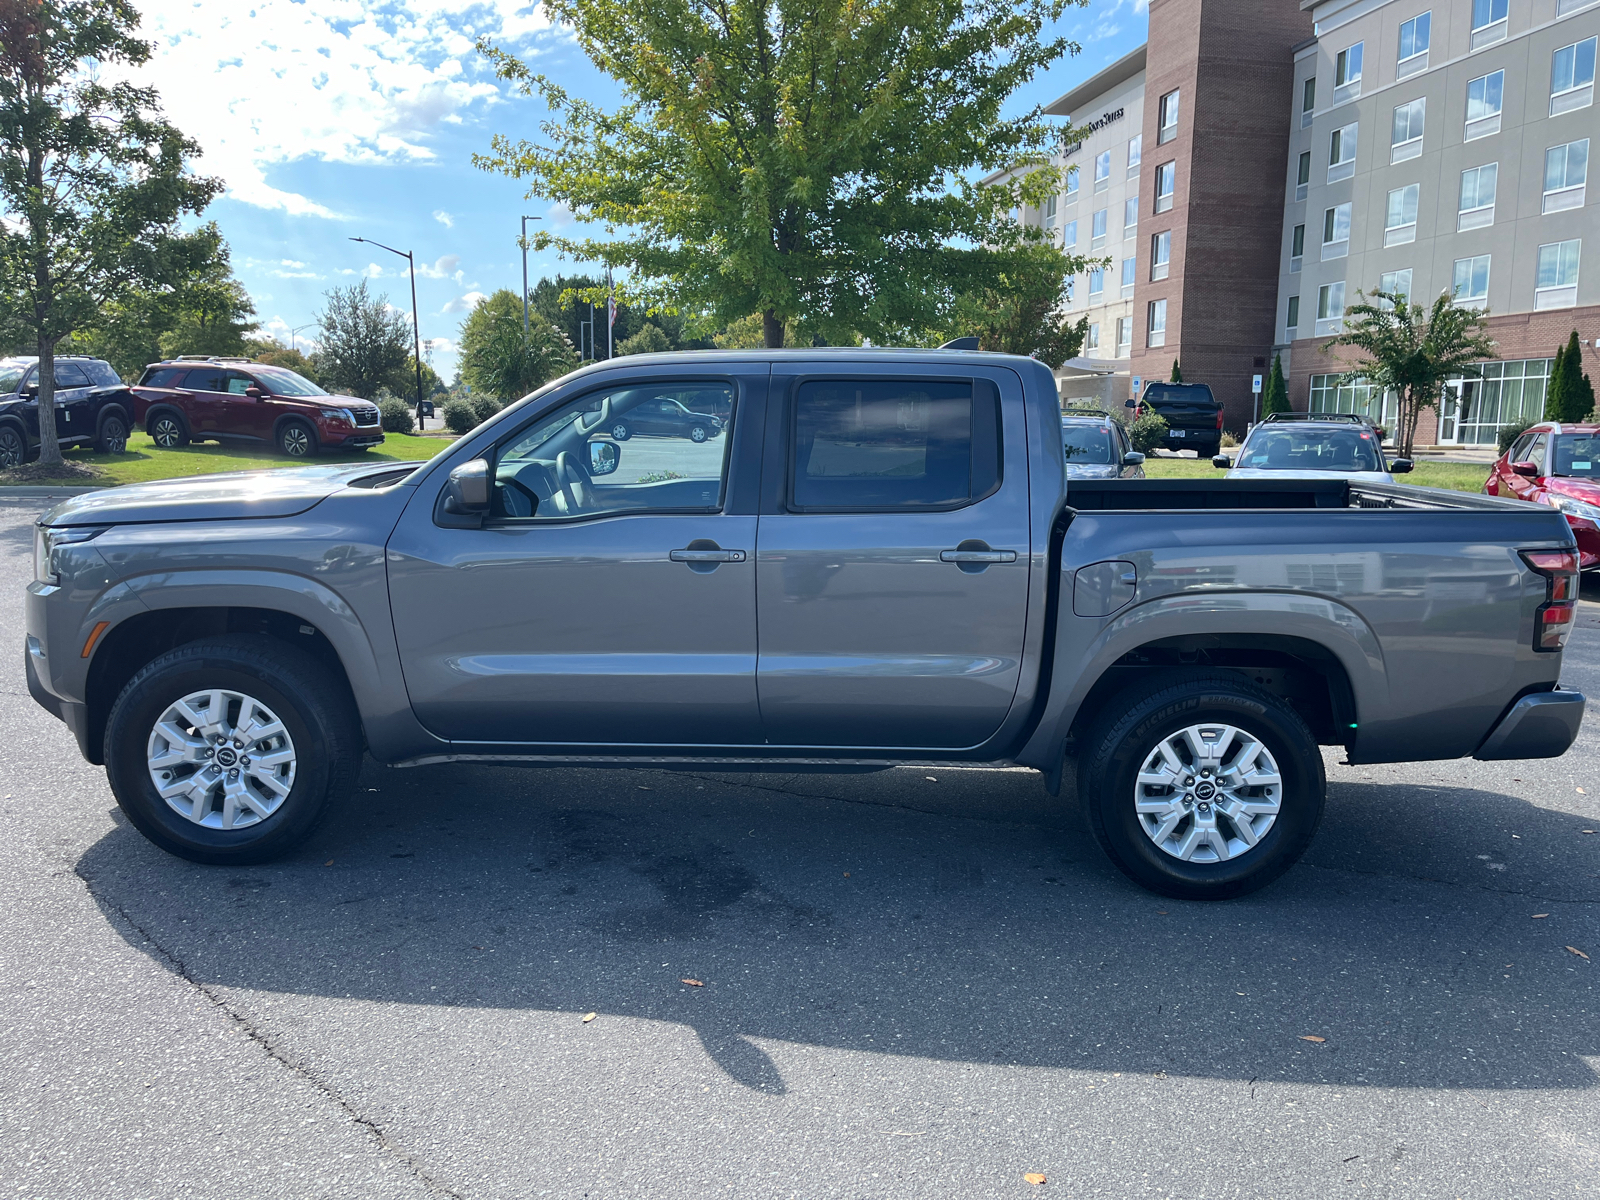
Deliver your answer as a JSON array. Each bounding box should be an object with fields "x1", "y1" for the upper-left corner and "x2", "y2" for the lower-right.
[
  {"x1": 1260, "y1": 353, "x2": 1289, "y2": 417},
  {"x1": 316, "y1": 280, "x2": 412, "y2": 399},
  {"x1": 1323, "y1": 290, "x2": 1496, "y2": 457},
  {"x1": 1545, "y1": 330, "x2": 1594, "y2": 423},
  {"x1": 244, "y1": 341, "x2": 322, "y2": 386},
  {"x1": 476, "y1": 0, "x2": 1084, "y2": 348},
  {"x1": 617, "y1": 323, "x2": 672, "y2": 356},
  {"x1": 947, "y1": 251, "x2": 1086, "y2": 367},
  {"x1": 0, "y1": 0, "x2": 221, "y2": 464},
  {"x1": 1170, "y1": 359, "x2": 1182, "y2": 382},
  {"x1": 459, "y1": 288, "x2": 578, "y2": 400}
]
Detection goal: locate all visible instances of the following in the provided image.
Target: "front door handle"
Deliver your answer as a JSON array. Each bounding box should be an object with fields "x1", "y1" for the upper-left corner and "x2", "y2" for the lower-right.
[
  {"x1": 670, "y1": 548, "x2": 746, "y2": 563},
  {"x1": 939, "y1": 549, "x2": 1016, "y2": 564}
]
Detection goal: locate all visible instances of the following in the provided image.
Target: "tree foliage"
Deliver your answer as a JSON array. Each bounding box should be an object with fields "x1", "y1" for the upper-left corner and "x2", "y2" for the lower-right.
[
  {"x1": 1169, "y1": 359, "x2": 1182, "y2": 383},
  {"x1": 1260, "y1": 353, "x2": 1289, "y2": 417},
  {"x1": 1322, "y1": 290, "x2": 1497, "y2": 457},
  {"x1": 459, "y1": 288, "x2": 578, "y2": 401},
  {"x1": 0, "y1": 0, "x2": 221, "y2": 463},
  {"x1": 316, "y1": 280, "x2": 412, "y2": 400},
  {"x1": 946, "y1": 249, "x2": 1085, "y2": 367},
  {"x1": 476, "y1": 0, "x2": 1085, "y2": 347},
  {"x1": 244, "y1": 342, "x2": 321, "y2": 387},
  {"x1": 616, "y1": 322, "x2": 672, "y2": 357}
]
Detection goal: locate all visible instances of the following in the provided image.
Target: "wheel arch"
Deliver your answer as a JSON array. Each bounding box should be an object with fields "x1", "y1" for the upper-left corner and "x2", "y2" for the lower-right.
[
  {"x1": 272, "y1": 412, "x2": 320, "y2": 452},
  {"x1": 143, "y1": 403, "x2": 189, "y2": 437}
]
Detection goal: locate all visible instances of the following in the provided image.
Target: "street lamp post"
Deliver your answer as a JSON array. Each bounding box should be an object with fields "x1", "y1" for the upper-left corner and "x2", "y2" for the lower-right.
[
  {"x1": 520, "y1": 215, "x2": 540, "y2": 341},
  {"x1": 289, "y1": 323, "x2": 315, "y2": 353},
  {"x1": 349, "y1": 236, "x2": 425, "y2": 429}
]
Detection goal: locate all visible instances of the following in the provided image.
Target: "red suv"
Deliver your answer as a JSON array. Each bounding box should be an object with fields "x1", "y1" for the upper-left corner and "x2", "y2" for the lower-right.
[
  {"x1": 1485, "y1": 421, "x2": 1600, "y2": 570},
  {"x1": 131, "y1": 357, "x2": 385, "y2": 457}
]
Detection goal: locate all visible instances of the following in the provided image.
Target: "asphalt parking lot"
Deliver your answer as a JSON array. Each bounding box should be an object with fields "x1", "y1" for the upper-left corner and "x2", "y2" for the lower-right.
[{"x1": 1, "y1": 495, "x2": 1596, "y2": 1199}]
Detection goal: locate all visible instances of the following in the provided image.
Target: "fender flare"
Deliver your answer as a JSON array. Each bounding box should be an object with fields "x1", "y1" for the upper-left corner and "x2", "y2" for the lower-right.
[{"x1": 143, "y1": 403, "x2": 190, "y2": 438}]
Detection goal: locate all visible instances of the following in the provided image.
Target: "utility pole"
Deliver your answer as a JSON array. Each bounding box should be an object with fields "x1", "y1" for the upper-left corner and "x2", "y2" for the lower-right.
[
  {"x1": 521, "y1": 215, "x2": 539, "y2": 341},
  {"x1": 350, "y1": 237, "x2": 425, "y2": 429}
]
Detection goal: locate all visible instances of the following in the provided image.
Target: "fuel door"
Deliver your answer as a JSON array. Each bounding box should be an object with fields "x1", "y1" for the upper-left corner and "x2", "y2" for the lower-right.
[{"x1": 1073, "y1": 560, "x2": 1137, "y2": 617}]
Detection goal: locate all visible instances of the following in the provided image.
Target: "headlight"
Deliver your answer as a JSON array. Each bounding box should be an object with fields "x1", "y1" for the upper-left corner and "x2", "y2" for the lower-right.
[
  {"x1": 34, "y1": 525, "x2": 106, "y2": 585},
  {"x1": 331, "y1": 408, "x2": 355, "y2": 424},
  {"x1": 1549, "y1": 494, "x2": 1600, "y2": 524}
]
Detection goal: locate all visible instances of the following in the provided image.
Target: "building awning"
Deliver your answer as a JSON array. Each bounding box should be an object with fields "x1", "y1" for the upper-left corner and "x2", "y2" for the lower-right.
[{"x1": 1057, "y1": 357, "x2": 1122, "y2": 377}]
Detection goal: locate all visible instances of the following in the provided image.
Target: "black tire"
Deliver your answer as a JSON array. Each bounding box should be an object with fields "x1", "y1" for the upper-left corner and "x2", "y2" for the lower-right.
[
  {"x1": 1077, "y1": 673, "x2": 1325, "y2": 900},
  {"x1": 104, "y1": 635, "x2": 362, "y2": 865},
  {"x1": 610, "y1": 421, "x2": 632, "y2": 441},
  {"x1": 689, "y1": 424, "x2": 709, "y2": 443},
  {"x1": 95, "y1": 410, "x2": 130, "y2": 454},
  {"x1": 148, "y1": 410, "x2": 189, "y2": 449},
  {"x1": 276, "y1": 419, "x2": 318, "y2": 458},
  {"x1": 0, "y1": 422, "x2": 26, "y2": 467}
]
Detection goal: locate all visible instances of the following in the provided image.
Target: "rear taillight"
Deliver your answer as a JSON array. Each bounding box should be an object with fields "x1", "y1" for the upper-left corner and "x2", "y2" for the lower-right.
[
  {"x1": 1522, "y1": 549, "x2": 1579, "y2": 652},
  {"x1": 1216, "y1": 409, "x2": 1224, "y2": 430}
]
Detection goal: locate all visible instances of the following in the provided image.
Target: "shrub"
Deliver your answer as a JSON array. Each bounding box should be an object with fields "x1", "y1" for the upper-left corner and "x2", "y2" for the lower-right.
[
  {"x1": 1497, "y1": 420, "x2": 1535, "y2": 455},
  {"x1": 442, "y1": 399, "x2": 478, "y2": 434},
  {"x1": 1220, "y1": 430, "x2": 1240, "y2": 449},
  {"x1": 1129, "y1": 412, "x2": 1169, "y2": 455},
  {"x1": 471, "y1": 394, "x2": 504, "y2": 424},
  {"x1": 378, "y1": 397, "x2": 415, "y2": 435}
]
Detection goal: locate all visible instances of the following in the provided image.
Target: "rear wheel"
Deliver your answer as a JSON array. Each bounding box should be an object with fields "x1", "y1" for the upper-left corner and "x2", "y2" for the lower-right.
[
  {"x1": 0, "y1": 424, "x2": 26, "y2": 467},
  {"x1": 1077, "y1": 674, "x2": 1325, "y2": 899},
  {"x1": 95, "y1": 411, "x2": 130, "y2": 454},
  {"x1": 104, "y1": 636, "x2": 362, "y2": 864},
  {"x1": 276, "y1": 419, "x2": 318, "y2": 458},
  {"x1": 149, "y1": 412, "x2": 188, "y2": 449}
]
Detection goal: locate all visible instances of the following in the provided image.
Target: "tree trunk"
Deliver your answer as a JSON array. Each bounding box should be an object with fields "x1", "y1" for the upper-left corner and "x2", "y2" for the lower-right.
[
  {"x1": 761, "y1": 309, "x2": 785, "y2": 349},
  {"x1": 35, "y1": 340, "x2": 61, "y2": 467}
]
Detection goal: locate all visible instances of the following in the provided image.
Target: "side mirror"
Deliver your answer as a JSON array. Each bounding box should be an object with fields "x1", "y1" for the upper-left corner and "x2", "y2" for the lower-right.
[
  {"x1": 1212, "y1": 454, "x2": 1232, "y2": 468},
  {"x1": 1123, "y1": 398, "x2": 1136, "y2": 409},
  {"x1": 443, "y1": 458, "x2": 490, "y2": 514},
  {"x1": 1511, "y1": 460, "x2": 1539, "y2": 478},
  {"x1": 1122, "y1": 451, "x2": 1145, "y2": 466},
  {"x1": 589, "y1": 440, "x2": 619, "y2": 476},
  {"x1": 1389, "y1": 458, "x2": 1413, "y2": 474},
  {"x1": 245, "y1": 386, "x2": 264, "y2": 400}
]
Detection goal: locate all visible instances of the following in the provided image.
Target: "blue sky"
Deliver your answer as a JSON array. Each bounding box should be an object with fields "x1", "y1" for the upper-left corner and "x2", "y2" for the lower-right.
[{"x1": 136, "y1": 0, "x2": 1148, "y2": 379}]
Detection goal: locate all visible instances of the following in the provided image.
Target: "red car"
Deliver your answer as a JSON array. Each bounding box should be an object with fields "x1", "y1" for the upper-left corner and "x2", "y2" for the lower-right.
[
  {"x1": 1485, "y1": 421, "x2": 1600, "y2": 571},
  {"x1": 131, "y1": 356, "x2": 385, "y2": 458}
]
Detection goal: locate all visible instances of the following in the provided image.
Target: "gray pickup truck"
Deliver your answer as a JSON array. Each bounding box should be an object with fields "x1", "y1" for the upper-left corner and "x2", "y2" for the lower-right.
[{"x1": 24, "y1": 350, "x2": 1588, "y2": 898}]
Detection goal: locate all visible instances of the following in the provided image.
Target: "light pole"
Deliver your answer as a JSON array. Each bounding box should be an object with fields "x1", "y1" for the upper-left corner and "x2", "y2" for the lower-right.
[
  {"x1": 520, "y1": 215, "x2": 540, "y2": 341},
  {"x1": 349, "y1": 236, "x2": 425, "y2": 429},
  {"x1": 289, "y1": 323, "x2": 315, "y2": 353}
]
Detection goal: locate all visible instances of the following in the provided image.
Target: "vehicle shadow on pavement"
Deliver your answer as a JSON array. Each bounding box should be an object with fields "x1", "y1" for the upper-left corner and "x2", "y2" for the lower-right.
[{"x1": 75, "y1": 762, "x2": 1599, "y2": 1095}]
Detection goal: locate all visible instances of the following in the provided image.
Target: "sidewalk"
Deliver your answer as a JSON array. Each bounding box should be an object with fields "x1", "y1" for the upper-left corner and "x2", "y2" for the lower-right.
[{"x1": 1410, "y1": 446, "x2": 1499, "y2": 465}]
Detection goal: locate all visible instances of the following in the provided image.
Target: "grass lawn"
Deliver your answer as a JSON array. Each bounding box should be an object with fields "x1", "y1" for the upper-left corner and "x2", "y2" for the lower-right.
[
  {"x1": 1141, "y1": 453, "x2": 1490, "y2": 493},
  {"x1": 0, "y1": 430, "x2": 449, "y2": 488}
]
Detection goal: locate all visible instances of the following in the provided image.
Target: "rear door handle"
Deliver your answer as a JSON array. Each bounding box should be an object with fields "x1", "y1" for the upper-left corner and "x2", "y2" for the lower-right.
[
  {"x1": 940, "y1": 549, "x2": 1016, "y2": 563},
  {"x1": 671, "y1": 548, "x2": 746, "y2": 563}
]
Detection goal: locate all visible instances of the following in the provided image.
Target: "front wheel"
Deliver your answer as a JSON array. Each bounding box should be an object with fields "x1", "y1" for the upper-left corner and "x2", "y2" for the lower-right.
[
  {"x1": 276, "y1": 419, "x2": 318, "y2": 458},
  {"x1": 103, "y1": 636, "x2": 362, "y2": 864},
  {"x1": 609, "y1": 421, "x2": 632, "y2": 441},
  {"x1": 1077, "y1": 674, "x2": 1325, "y2": 900},
  {"x1": 689, "y1": 424, "x2": 709, "y2": 443},
  {"x1": 0, "y1": 424, "x2": 26, "y2": 467}
]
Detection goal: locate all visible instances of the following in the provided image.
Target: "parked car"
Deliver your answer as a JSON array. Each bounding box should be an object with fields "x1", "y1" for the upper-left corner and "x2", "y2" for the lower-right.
[
  {"x1": 131, "y1": 357, "x2": 385, "y2": 458},
  {"x1": 1486, "y1": 421, "x2": 1600, "y2": 571},
  {"x1": 1062, "y1": 411, "x2": 1145, "y2": 478},
  {"x1": 603, "y1": 391, "x2": 723, "y2": 443},
  {"x1": 1128, "y1": 381, "x2": 1224, "y2": 458},
  {"x1": 1216, "y1": 413, "x2": 1412, "y2": 484},
  {"x1": 0, "y1": 355, "x2": 136, "y2": 466},
  {"x1": 26, "y1": 349, "x2": 1585, "y2": 901}
]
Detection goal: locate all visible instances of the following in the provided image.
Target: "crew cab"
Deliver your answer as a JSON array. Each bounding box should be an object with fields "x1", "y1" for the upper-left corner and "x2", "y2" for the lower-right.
[
  {"x1": 24, "y1": 350, "x2": 1587, "y2": 899},
  {"x1": 0, "y1": 356, "x2": 136, "y2": 466}
]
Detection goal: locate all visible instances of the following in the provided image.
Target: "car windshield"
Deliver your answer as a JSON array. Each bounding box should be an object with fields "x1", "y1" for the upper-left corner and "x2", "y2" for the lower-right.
[
  {"x1": 254, "y1": 366, "x2": 327, "y2": 397},
  {"x1": 1235, "y1": 425, "x2": 1383, "y2": 472},
  {"x1": 0, "y1": 364, "x2": 26, "y2": 393},
  {"x1": 1551, "y1": 434, "x2": 1600, "y2": 479},
  {"x1": 1062, "y1": 425, "x2": 1116, "y2": 464}
]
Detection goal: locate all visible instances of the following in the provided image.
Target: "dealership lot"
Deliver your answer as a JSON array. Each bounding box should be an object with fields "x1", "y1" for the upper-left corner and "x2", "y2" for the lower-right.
[{"x1": 1, "y1": 496, "x2": 1596, "y2": 1199}]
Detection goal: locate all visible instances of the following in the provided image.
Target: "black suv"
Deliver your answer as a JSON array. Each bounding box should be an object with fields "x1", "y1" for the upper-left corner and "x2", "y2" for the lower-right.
[
  {"x1": 0, "y1": 356, "x2": 136, "y2": 467},
  {"x1": 604, "y1": 393, "x2": 724, "y2": 443},
  {"x1": 1128, "y1": 382, "x2": 1224, "y2": 458}
]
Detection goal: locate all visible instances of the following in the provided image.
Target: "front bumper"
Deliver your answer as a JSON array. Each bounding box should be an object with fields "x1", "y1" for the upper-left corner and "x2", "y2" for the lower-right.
[
  {"x1": 1474, "y1": 689, "x2": 1587, "y2": 760},
  {"x1": 24, "y1": 638, "x2": 95, "y2": 759},
  {"x1": 325, "y1": 429, "x2": 386, "y2": 448}
]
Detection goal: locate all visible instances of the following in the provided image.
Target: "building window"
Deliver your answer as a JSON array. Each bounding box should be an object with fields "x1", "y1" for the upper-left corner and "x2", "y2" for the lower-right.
[
  {"x1": 1316, "y1": 282, "x2": 1346, "y2": 335},
  {"x1": 1121, "y1": 256, "x2": 1137, "y2": 297},
  {"x1": 1322, "y1": 202, "x2": 1351, "y2": 260},
  {"x1": 1151, "y1": 230, "x2": 1171, "y2": 281},
  {"x1": 1452, "y1": 255, "x2": 1491, "y2": 308},
  {"x1": 1386, "y1": 183, "x2": 1420, "y2": 246},
  {"x1": 1296, "y1": 151, "x2": 1311, "y2": 201},
  {"x1": 1290, "y1": 223, "x2": 1305, "y2": 272},
  {"x1": 1094, "y1": 149, "x2": 1112, "y2": 192},
  {"x1": 1301, "y1": 76, "x2": 1316, "y2": 128},
  {"x1": 1086, "y1": 322, "x2": 1100, "y2": 351},
  {"x1": 1065, "y1": 166, "x2": 1079, "y2": 197},
  {"x1": 1550, "y1": 37, "x2": 1597, "y2": 117},
  {"x1": 1154, "y1": 162, "x2": 1175, "y2": 213},
  {"x1": 1115, "y1": 317, "x2": 1132, "y2": 356},
  {"x1": 1158, "y1": 90, "x2": 1180, "y2": 144},
  {"x1": 1398, "y1": 12, "x2": 1430, "y2": 76},
  {"x1": 1544, "y1": 139, "x2": 1589, "y2": 213},
  {"x1": 1045, "y1": 194, "x2": 1058, "y2": 224},
  {"x1": 1391, "y1": 98, "x2": 1425, "y2": 163},
  {"x1": 1062, "y1": 219, "x2": 1078, "y2": 248},
  {"x1": 1466, "y1": 70, "x2": 1504, "y2": 140},
  {"x1": 1147, "y1": 298, "x2": 1167, "y2": 348},
  {"x1": 1470, "y1": 0, "x2": 1507, "y2": 49},
  {"x1": 1328, "y1": 122, "x2": 1358, "y2": 182},
  {"x1": 1535, "y1": 239, "x2": 1581, "y2": 309},
  {"x1": 1123, "y1": 195, "x2": 1139, "y2": 234},
  {"x1": 1457, "y1": 163, "x2": 1497, "y2": 231},
  {"x1": 1310, "y1": 374, "x2": 1397, "y2": 431},
  {"x1": 1379, "y1": 268, "x2": 1414, "y2": 308},
  {"x1": 1091, "y1": 208, "x2": 1107, "y2": 249},
  {"x1": 1088, "y1": 265, "x2": 1105, "y2": 300},
  {"x1": 1127, "y1": 134, "x2": 1142, "y2": 176},
  {"x1": 1287, "y1": 294, "x2": 1300, "y2": 330},
  {"x1": 1334, "y1": 43, "x2": 1363, "y2": 103}
]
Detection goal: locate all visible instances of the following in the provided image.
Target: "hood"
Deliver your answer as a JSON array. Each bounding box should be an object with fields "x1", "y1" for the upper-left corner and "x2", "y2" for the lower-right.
[
  {"x1": 1225, "y1": 467, "x2": 1393, "y2": 484},
  {"x1": 40, "y1": 462, "x2": 402, "y2": 527},
  {"x1": 1545, "y1": 476, "x2": 1600, "y2": 503}
]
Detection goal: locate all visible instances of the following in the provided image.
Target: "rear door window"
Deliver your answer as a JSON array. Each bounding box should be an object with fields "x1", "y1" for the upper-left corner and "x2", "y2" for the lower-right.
[
  {"x1": 184, "y1": 368, "x2": 229, "y2": 393},
  {"x1": 54, "y1": 363, "x2": 91, "y2": 388},
  {"x1": 86, "y1": 361, "x2": 122, "y2": 387},
  {"x1": 790, "y1": 378, "x2": 1000, "y2": 511}
]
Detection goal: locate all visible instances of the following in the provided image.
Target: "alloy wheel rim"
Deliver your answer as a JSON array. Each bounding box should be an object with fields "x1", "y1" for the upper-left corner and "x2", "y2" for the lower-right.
[
  {"x1": 691, "y1": 427, "x2": 707, "y2": 442},
  {"x1": 611, "y1": 423, "x2": 628, "y2": 439},
  {"x1": 0, "y1": 430, "x2": 20, "y2": 466},
  {"x1": 154, "y1": 419, "x2": 179, "y2": 446},
  {"x1": 284, "y1": 427, "x2": 309, "y2": 455},
  {"x1": 1133, "y1": 722, "x2": 1282, "y2": 863},
  {"x1": 147, "y1": 688, "x2": 297, "y2": 830},
  {"x1": 104, "y1": 419, "x2": 127, "y2": 452}
]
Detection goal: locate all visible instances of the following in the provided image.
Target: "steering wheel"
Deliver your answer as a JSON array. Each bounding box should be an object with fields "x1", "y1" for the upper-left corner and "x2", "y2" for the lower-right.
[
  {"x1": 501, "y1": 477, "x2": 541, "y2": 518},
  {"x1": 555, "y1": 451, "x2": 592, "y2": 513}
]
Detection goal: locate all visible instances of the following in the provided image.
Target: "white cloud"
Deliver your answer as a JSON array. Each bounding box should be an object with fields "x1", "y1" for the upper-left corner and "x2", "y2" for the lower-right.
[
  {"x1": 130, "y1": 1, "x2": 555, "y2": 219},
  {"x1": 443, "y1": 291, "x2": 487, "y2": 313},
  {"x1": 417, "y1": 253, "x2": 462, "y2": 280},
  {"x1": 433, "y1": 209, "x2": 455, "y2": 228}
]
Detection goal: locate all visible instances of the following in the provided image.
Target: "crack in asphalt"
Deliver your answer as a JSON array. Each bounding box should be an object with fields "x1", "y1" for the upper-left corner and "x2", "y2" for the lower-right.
[{"x1": 74, "y1": 865, "x2": 467, "y2": 1200}]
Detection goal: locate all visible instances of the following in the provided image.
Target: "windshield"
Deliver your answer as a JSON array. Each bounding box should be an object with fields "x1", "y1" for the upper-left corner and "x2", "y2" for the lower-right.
[
  {"x1": 1062, "y1": 425, "x2": 1116, "y2": 464},
  {"x1": 0, "y1": 364, "x2": 26, "y2": 393},
  {"x1": 1552, "y1": 434, "x2": 1600, "y2": 479},
  {"x1": 254, "y1": 366, "x2": 328, "y2": 397},
  {"x1": 1235, "y1": 425, "x2": 1383, "y2": 472}
]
